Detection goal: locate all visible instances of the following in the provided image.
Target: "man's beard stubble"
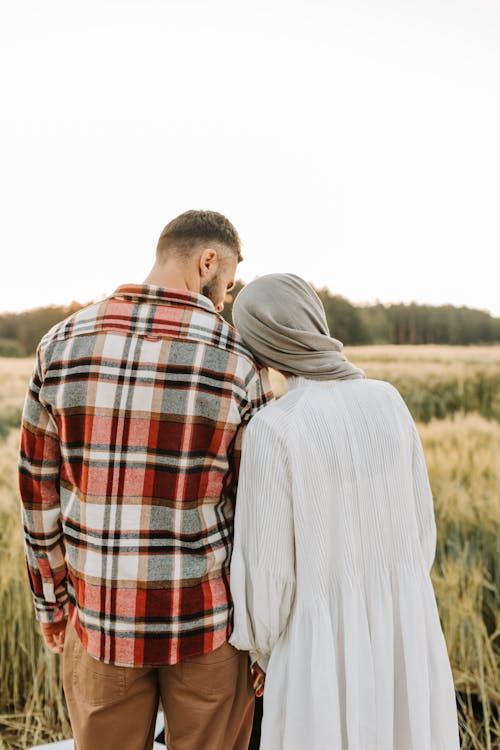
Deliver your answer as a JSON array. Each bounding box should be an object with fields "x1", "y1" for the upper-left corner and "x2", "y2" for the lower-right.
[{"x1": 201, "y1": 276, "x2": 220, "y2": 307}]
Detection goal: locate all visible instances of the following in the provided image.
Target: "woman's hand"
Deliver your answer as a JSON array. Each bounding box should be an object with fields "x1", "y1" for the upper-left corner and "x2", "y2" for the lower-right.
[{"x1": 251, "y1": 662, "x2": 266, "y2": 698}]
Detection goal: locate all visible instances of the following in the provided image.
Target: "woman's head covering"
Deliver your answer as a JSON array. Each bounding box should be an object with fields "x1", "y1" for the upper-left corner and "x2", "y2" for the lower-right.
[{"x1": 233, "y1": 273, "x2": 365, "y2": 381}]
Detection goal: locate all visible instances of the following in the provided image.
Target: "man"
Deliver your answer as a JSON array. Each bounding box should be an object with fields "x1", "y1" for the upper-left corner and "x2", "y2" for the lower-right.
[{"x1": 19, "y1": 210, "x2": 272, "y2": 750}]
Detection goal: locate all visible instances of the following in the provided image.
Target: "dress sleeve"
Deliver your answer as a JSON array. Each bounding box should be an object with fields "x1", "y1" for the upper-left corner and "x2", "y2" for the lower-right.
[
  {"x1": 391, "y1": 384, "x2": 437, "y2": 573},
  {"x1": 229, "y1": 414, "x2": 295, "y2": 670},
  {"x1": 410, "y1": 421, "x2": 437, "y2": 572}
]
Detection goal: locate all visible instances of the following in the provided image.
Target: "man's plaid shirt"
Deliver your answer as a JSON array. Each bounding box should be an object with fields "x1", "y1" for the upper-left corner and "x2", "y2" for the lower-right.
[{"x1": 19, "y1": 285, "x2": 272, "y2": 666}]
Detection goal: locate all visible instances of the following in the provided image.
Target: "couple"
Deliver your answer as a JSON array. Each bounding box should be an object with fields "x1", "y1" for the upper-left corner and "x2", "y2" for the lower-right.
[{"x1": 19, "y1": 210, "x2": 459, "y2": 750}]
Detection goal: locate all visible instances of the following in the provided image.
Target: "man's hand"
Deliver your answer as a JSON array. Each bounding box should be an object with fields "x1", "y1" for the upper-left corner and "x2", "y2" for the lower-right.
[
  {"x1": 251, "y1": 662, "x2": 266, "y2": 698},
  {"x1": 40, "y1": 619, "x2": 68, "y2": 654}
]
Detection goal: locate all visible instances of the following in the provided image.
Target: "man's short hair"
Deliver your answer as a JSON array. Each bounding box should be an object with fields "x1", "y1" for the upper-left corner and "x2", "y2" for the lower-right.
[{"x1": 156, "y1": 210, "x2": 242, "y2": 263}]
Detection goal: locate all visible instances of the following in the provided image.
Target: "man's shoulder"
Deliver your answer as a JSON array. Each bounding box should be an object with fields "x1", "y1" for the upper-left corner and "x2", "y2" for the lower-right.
[
  {"x1": 36, "y1": 295, "x2": 262, "y2": 380},
  {"x1": 37, "y1": 299, "x2": 261, "y2": 380},
  {"x1": 39, "y1": 300, "x2": 105, "y2": 353},
  {"x1": 211, "y1": 315, "x2": 260, "y2": 372}
]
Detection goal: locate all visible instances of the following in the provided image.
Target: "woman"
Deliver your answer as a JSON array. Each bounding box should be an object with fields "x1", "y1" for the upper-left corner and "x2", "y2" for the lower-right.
[{"x1": 229, "y1": 274, "x2": 459, "y2": 750}]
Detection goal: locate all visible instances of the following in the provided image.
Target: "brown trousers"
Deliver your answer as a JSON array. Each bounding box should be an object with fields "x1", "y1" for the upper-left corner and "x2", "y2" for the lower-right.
[{"x1": 63, "y1": 623, "x2": 254, "y2": 750}]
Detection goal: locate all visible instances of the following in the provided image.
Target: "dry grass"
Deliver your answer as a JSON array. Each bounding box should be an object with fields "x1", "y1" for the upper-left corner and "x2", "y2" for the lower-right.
[
  {"x1": 1, "y1": 353, "x2": 500, "y2": 748},
  {"x1": 0, "y1": 359, "x2": 72, "y2": 747},
  {"x1": 0, "y1": 359, "x2": 33, "y2": 443},
  {"x1": 346, "y1": 345, "x2": 500, "y2": 423},
  {"x1": 345, "y1": 344, "x2": 500, "y2": 366},
  {"x1": 0, "y1": 358, "x2": 33, "y2": 411},
  {"x1": 0, "y1": 430, "x2": 71, "y2": 749},
  {"x1": 424, "y1": 414, "x2": 500, "y2": 749}
]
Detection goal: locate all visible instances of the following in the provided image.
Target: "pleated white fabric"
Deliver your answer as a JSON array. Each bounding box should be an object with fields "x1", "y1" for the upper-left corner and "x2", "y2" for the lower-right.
[{"x1": 229, "y1": 376, "x2": 459, "y2": 750}]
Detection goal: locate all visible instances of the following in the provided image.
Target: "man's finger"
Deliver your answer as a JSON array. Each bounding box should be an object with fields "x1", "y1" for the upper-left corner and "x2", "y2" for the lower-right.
[
  {"x1": 46, "y1": 640, "x2": 63, "y2": 654},
  {"x1": 42, "y1": 631, "x2": 65, "y2": 654}
]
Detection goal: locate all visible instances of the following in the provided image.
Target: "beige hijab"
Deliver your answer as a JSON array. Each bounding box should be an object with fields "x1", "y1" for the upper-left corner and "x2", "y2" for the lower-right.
[{"x1": 233, "y1": 274, "x2": 365, "y2": 381}]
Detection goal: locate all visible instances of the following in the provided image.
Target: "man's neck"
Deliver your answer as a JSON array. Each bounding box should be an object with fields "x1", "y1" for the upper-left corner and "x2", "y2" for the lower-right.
[{"x1": 143, "y1": 262, "x2": 199, "y2": 295}]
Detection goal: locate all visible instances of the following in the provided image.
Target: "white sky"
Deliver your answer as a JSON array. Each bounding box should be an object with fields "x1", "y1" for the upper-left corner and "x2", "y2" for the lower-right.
[{"x1": 1, "y1": 0, "x2": 499, "y2": 315}]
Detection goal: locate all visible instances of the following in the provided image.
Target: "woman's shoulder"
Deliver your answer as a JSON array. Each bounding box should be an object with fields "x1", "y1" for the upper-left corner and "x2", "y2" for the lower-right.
[
  {"x1": 249, "y1": 378, "x2": 409, "y2": 429},
  {"x1": 245, "y1": 388, "x2": 301, "y2": 439},
  {"x1": 363, "y1": 378, "x2": 411, "y2": 409},
  {"x1": 362, "y1": 377, "x2": 402, "y2": 398}
]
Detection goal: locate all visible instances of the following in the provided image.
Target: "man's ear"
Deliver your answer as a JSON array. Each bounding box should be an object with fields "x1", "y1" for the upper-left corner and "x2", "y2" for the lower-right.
[{"x1": 199, "y1": 248, "x2": 219, "y2": 279}]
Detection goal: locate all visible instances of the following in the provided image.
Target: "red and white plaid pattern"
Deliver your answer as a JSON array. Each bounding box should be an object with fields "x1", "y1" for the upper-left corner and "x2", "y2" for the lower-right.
[{"x1": 19, "y1": 285, "x2": 272, "y2": 666}]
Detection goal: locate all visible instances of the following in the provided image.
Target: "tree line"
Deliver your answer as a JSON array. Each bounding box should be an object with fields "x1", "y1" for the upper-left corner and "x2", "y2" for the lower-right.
[
  {"x1": 1, "y1": 285, "x2": 499, "y2": 357},
  {"x1": 221, "y1": 282, "x2": 500, "y2": 346}
]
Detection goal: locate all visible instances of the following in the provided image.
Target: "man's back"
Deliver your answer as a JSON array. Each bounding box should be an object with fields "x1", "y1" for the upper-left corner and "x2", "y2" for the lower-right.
[{"x1": 20, "y1": 283, "x2": 271, "y2": 666}]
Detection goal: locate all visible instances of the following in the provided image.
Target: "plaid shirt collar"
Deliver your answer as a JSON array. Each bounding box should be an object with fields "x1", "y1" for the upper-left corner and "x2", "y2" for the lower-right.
[{"x1": 112, "y1": 284, "x2": 216, "y2": 314}]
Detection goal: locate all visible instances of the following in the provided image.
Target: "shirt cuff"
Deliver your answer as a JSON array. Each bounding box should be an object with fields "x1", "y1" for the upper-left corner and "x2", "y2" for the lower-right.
[{"x1": 34, "y1": 599, "x2": 69, "y2": 624}]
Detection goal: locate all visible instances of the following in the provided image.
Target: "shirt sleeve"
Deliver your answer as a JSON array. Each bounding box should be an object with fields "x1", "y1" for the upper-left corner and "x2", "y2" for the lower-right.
[
  {"x1": 410, "y1": 420, "x2": 437, "y2": 572},
  {"x1": 18, "y1": 349, "x2": 68, "y2": 623},
  {"x1": 231, "y1": 364, "x2": 274, "y2": 483},
  {"x1": 245, "y1": 365, "x2": 274, "y2": 421},
  {"x1": 229, "y1": 414, "x2": 295, "y2": 670}
]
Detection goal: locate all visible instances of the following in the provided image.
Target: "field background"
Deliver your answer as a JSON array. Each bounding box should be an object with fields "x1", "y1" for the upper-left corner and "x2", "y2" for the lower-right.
[{"x1": 1, "y1": 348, "x2": 499, "y2": 749}]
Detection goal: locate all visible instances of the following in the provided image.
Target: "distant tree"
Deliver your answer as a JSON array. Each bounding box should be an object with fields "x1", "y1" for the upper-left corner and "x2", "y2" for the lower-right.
[
  {"x1": 382, "y1": 303, "x2": 500, "y2": 345},
  {"x1": 358, "y1": 305, "x2": 391, "y2": 344},
  {"x1": 0, "y1": 302, "x2": 88, "y2": 356},
  {"x1": 316, "y1": 289, "x2": 371, "y2": 345}
]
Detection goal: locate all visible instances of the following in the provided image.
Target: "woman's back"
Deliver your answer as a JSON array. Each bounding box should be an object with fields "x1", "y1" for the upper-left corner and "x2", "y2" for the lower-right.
[
  {"x1": 230, "y1": 376, "x2": 459, "y2": 750},
  {"x1": 282, "y1": 377, "x2": 431, "y2": 585}
]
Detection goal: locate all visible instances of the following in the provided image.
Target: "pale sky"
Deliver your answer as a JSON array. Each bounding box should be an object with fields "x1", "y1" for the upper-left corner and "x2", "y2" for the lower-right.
[{"x1": 1, "y1": 0, "x2": 499, "y2": 315}]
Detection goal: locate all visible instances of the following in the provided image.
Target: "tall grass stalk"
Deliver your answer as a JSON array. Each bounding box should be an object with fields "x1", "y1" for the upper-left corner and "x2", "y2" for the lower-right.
[{"x1": 0, "y1": 431, "x2": 70, "y2": 749}]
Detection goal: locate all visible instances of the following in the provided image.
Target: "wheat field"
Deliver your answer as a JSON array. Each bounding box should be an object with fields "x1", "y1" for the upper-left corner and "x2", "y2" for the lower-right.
[{"x1": 1, "y1": 349, "x2": 499, "y2": 749}]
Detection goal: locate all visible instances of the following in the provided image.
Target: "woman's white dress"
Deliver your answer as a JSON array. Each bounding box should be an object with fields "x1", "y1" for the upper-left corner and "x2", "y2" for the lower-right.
[{"x1": 229, "y1": 376, "x2": 459, "y2": 750}]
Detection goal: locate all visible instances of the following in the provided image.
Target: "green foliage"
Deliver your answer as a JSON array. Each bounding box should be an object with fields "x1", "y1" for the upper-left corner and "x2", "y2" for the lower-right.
[
  {"x1": 0, "y1": 406, "x2": 22, "y2": 440},
  {"x1": 222, "y1": 283, "x2": 500, "y2": 347},
  {"x1": 0, "y1": 339, "x2": 25, "y2": 358},
  {"x1": 384, "y1": 303, "x2": 500, "y2": 345},
  {"x1": 358, "y1": 304, "x2": 391, "y2": 344},
  {"x1": 315, "y1": 290, "x2": 369, "y2": 345},
  {"x1": 348, "y1": 345, "x2": 500, "y2": 423},
  {"x1": 0, "y1": 302, "x2": 88, "y2": 357},
  {"x1": 2, "y1": 288, "x2": 500, "y2": 355},
  {"x1": 391, "y1": 371, "x2": 500, "y2": 423}
]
